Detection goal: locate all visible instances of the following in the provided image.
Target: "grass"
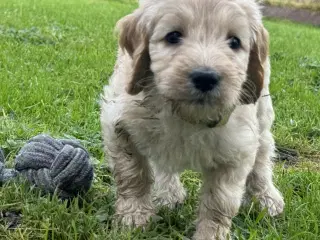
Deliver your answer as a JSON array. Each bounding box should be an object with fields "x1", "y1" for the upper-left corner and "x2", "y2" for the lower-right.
[
  {"x1": 0, "y1": 0, "x2": 319, "y2": 239},
  {"x1": 265, "y1": 0, "x2": 320, "y2": 11}
]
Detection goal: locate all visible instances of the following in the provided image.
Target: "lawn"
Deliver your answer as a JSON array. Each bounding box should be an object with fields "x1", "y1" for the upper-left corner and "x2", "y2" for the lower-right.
[{"x1": 0, "y1": 0, "x2": 320, "y2": 239}]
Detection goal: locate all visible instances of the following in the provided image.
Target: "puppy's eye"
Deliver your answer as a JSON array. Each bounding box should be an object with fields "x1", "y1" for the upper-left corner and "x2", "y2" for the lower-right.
[
  {"x1": 165, "y1": 31, "x2": 182, "y2": 44},
  {"x1": 228, "y1": 36, "x2": 241, "y2": 50}
]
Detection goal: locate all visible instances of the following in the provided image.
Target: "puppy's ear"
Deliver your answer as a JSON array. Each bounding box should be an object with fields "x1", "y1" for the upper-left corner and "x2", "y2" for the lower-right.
[
  {"x1": 240, "y1": 26, "x2": 269, "y2": 104},
  {"x1": 117, "y1": 13, "x2": 152, "y2": 95}
]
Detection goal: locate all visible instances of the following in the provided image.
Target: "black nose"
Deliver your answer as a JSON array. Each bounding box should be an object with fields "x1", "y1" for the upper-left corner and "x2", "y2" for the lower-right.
[{"x1": 190, "y1": 68, "x2": 221, "y2": 92}]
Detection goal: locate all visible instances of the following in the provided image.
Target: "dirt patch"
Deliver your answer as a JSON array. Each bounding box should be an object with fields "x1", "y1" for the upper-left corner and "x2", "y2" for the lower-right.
[
  {"x1": 265, "y1": 0, "x2": 320, "y2": 11},
  {"x1": 0, "y1": 210, "x2": 22, "y2": 229},
  {"x1": 275, "y1": 145, "x2": 300, "y2": 166},
  {"x1": 262, "y1": 4, "x2": 320, "y2": 26}
]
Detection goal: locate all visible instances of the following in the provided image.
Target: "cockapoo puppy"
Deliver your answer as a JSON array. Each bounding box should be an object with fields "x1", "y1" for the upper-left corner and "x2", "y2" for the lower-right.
[{"x1": 100, "y1": 0, "x2": 284, "y2": 238}]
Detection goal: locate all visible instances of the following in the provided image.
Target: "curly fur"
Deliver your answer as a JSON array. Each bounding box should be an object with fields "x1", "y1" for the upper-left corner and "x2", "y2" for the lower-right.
[{"x1": 101, "y1": 0, "x2": 284, "y2": 238}]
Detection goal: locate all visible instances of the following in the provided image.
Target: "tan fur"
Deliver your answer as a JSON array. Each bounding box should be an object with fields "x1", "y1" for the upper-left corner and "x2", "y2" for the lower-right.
[
  {"x1": 241, "y1": 26, "x2": 269, "y2": 104},
  {"x1": 101, "y1": 0, "x2": 284, "y2": 239},
  {"x1": 118, "y1": 14, "x2": 152, "y2": 95}
]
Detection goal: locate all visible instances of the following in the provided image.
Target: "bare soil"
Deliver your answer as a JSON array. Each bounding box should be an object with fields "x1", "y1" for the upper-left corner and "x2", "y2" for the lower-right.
[{"x1": 263, "y1": 4, "x2": 320, "y2": 26}]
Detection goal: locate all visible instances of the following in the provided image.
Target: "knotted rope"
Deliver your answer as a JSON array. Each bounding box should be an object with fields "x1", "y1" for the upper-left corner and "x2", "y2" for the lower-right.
[
  {"x1": 1, "y1": 135, "x2": 94, "y2": 198},
  {"x1": 0, "y1": 149, "x2": 18, "y2": 184}
]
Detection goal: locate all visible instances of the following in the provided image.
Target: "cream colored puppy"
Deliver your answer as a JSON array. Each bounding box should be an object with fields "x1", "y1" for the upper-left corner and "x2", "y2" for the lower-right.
[{"x1": 100, "y1": 0, "x2": 284, "y2": 239}]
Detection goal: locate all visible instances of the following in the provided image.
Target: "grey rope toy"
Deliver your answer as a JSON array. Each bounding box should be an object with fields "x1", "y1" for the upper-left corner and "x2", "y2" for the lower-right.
[
  {"x1": 0, "y1": 149, "x2": 18, "y2": 183},
  {"x1": 1, "y1": 134, "x2": 94, "y2": 198}
]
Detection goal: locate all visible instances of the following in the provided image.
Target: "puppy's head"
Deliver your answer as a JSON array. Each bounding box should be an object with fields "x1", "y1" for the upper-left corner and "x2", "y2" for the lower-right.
[{"x1": 117, "y1": 0, "x2": 269, "y2": 125}]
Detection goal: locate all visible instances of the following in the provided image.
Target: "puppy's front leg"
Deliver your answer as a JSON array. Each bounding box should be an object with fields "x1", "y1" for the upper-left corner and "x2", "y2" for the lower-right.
[
  {"x1": 153, "y1": 170, "x2": 186, "y2": 209},
  {"x1": 245, "y1": 131, "x2": 284, "y2": 217},
  {"x1": 111, "y1": 127, "x2": 154, "y2": 227},
  {"x1": 193, "y1": 166, "x2": 251, "y2": 240}
]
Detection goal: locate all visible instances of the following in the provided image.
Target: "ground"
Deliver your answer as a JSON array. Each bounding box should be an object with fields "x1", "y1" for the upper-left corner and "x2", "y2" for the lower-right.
[
  {"x1": 0, "y1": 0, "x2": 320, "y2": 239},
  {"x1": 265, "y1": 0, "x2": 320, "y2": 11}
]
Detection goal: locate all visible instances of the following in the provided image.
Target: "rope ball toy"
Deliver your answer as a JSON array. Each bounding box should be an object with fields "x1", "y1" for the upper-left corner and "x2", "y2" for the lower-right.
[
  {"x1": 0, "y1": 149, "x2": 18, "y2": 183},
  {"x1": 0, "y1": 134, "x2": 94, "y2": 199}
]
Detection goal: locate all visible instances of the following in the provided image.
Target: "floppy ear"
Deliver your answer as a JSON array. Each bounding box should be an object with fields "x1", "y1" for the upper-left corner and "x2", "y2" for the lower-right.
[
  {"x1": 117, "y1": 13, "x2": 152, "y2": 95},
  {"x1": 240, "y1": 26, "x2": 269, "y2": 104}
]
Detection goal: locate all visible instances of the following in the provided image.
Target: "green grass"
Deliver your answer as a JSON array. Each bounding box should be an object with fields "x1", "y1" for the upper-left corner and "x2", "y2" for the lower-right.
[{"x1": 0, "y1": 0, "x2": 319, "y2": 239}]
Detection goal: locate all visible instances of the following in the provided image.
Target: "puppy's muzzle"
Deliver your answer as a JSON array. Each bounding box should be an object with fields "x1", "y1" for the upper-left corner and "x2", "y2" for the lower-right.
[{"x1": 190, "y1": 68, "x2": 221, "y2": 92}]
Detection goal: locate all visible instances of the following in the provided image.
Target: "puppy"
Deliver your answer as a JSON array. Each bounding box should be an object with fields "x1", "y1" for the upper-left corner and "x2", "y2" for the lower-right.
[{"x1": 100, "y1": 0, "x2": 284, "y2": 238}]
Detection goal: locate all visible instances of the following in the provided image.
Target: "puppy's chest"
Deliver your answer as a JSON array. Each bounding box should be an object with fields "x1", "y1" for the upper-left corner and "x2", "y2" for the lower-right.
[{"x1": 126, "y1": 115, "x2": 257, "y2": 172}]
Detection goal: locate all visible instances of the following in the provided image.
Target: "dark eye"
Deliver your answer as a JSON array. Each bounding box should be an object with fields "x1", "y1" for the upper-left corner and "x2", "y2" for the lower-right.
[
  {"x1": 165, "y1": 31, "x2": 182, "y2": 44},
  {"x1": 228, "y1": 36, "x2": 241, "y2": 50}
]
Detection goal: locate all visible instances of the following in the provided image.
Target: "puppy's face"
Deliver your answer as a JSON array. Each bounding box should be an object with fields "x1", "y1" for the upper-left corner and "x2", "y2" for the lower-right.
[{"x1": 118, "y1": 0, "x2": 269, "y2": 125}]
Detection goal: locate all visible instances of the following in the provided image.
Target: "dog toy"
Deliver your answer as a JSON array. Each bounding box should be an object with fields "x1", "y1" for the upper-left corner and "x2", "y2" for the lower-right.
[
  {"x1": 0, "y1": 149, "x2": 18, "y2": 184},
  {"x1": 0, "y1": 135, "x2": 94, "y2": 198}
]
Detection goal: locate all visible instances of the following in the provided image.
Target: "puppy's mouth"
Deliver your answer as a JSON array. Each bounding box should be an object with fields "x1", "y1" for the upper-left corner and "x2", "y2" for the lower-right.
[
  {"x1": 185, "y1": 93, "x2": 217, "y2": 105},
  {"x1": 184, "y1": 105, "x2": 235, "y2": 128},
  {"x1": 166, "y1": 89, "x2": 220, "y2": 106},
  {"x1": 204, "y1": 110, "x2": 234, "y2": 128},
  {"x1": 164, "y1": 86, "x2": 222, "y2": 110},
  {"x1": 165, "y1": 97, "x2": 235, "y2": 128}
]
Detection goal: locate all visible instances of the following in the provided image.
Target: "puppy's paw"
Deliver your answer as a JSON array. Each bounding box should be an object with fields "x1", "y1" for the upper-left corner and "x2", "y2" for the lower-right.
[
  {"x1": 117, "y1": 211, "x2": 155, "y2": 228},
  {"x1": 193, "y1": 220, "x2": 229, "y2": 240},
  {"x1": 115, "y1": 197, "x2": 155, "y2": 228},
  {"x1": 153, "y1": 187, "x2": 187, "y2": 209},
  {"x1": 258, "y1": 187, "x2": 284, "y2": 217}
]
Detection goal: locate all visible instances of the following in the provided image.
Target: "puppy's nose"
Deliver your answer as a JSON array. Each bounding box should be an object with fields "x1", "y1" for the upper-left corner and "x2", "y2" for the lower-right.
[{"x1": 190, "y1": 68, "x2": 221, "y2": 92}]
